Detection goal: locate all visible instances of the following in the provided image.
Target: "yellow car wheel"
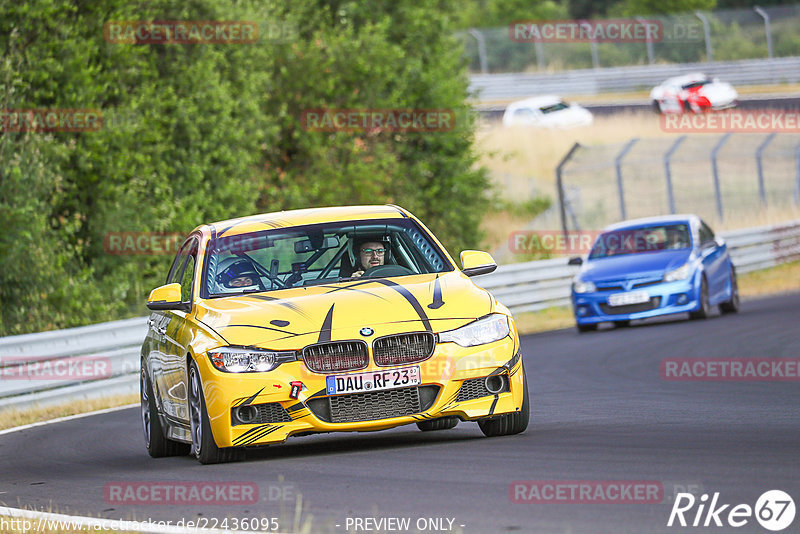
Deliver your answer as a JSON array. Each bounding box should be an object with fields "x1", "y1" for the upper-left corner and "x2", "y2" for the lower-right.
[
  {"x1": 141, "y1": 367, "x2": 189, "y2": 457},
  {"x1": 188, "y1": 360, "x2": 243, "y2": 464},
  {"x1": 478, "y1": 364, "x2": 529, "y2": 437}
]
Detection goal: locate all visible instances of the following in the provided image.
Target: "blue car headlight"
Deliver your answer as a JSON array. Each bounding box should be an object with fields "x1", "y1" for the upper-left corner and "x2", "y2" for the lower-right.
[
  {"x1": 438, "y1": 314, "x2": 510, "y2": 347},
  {"x1": 573, "y1": 279, "x2": 596, "y2": 294},
  {"x1": 664, "y1": 263, "x2": 691, "y2": 282},
  {"x1": 208, "y1": 347, "x2": 296, "y2": 373}
]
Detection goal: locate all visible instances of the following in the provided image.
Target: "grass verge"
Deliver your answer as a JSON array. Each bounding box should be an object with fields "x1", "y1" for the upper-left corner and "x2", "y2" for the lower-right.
[{"x1": 0, "y1": 394, "x2": 138, "y2": 432}]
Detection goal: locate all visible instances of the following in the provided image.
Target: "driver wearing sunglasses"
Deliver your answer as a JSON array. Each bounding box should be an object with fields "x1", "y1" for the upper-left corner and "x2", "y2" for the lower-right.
[{"x1": 351, "y1": 241, "x2": 386, "y2": 278}]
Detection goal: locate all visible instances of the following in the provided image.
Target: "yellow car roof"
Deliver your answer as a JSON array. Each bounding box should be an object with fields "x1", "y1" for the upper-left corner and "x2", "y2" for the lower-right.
[{"x1": 203, "y1": 205, "x2": 409, "y2": 237}]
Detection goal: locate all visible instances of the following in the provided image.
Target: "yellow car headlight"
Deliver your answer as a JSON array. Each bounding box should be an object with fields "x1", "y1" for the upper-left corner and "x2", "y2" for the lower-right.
[
  {"x1": 438, "y1": 314, "x2": 510, "y2": 347},
  {"x1": 208, "y1": 347, "x2": 296, "y2": 373}
]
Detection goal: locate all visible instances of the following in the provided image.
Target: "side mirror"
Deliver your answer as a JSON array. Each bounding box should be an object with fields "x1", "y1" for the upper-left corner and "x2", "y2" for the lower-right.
[
  {"x1": 146, "y1": 283, "x2": 190, "y2": 312},
  {"x1": 460, "y1": 250, "x2": 497, "y2": 277},
  {"x1": 567, "y1": 256, "x2": 583, "y2": 266}
]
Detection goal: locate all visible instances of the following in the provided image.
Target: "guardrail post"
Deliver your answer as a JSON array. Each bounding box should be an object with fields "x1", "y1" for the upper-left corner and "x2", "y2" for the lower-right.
[
  {"x1": 756, "y1": 132, "x2": 776, "y2": 207},
  {"x1": 664, "y1": 135, "x2": 687, "y2": 214},
  {"x1": 711, "y1": 132, "x2": 732, "y2": 220},
  {"x1": 556, "y1": 142, "x2": 582, "y2": 239},
  {"x1": 695, "y1": 11, "x2": 713, "y2": 63},
  {"x1": 753, "y1": 7, "x2": 774, "y2": 60},
  {"x1": 615, "y1": 138, "x2": 639, "y2": 220},
  {"x1": 795, "y1": 140, "x2": 800, "y2": 206},
  {"x1": 467, "y1": 29, "x2": 489, "y2": 74}
]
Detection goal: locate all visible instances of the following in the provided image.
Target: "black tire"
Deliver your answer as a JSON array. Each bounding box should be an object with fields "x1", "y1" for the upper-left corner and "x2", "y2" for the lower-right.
[
  {"x1": 613, "y1": 320, "x2": 631, "y2": 328},
  {"x1": 188, "y1": 360, "x2": 242, "y2": 464},
  {"x1": 141, "y1": 366, "x2": 189, "y2": 458},
  {"x1": 417, "y1": 416, "x2": 459, "y2": 431},
  {"x1": 478, "y1": 365, "x2": 529, "y2": 437},
  {"x1": 652, "y1": 100, "x2": 662, "y2": 114},
  {"x1": 719, "y1": 267, "x2": 740, "y2": 314},
  {"x1": 683, "y1": 99, "x2": 693, "y2": 113},
  {"x1": 576, "y1": 323, "x2": 597, "y2": 333},
  {"x1": 689, "y1": 276, "x2": 710, "y2": 320}
]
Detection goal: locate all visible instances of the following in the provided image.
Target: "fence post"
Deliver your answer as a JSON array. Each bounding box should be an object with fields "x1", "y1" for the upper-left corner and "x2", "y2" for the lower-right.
[
  {"x1": 534, "y1": 40, "x2": 546, "y2": 70},
  {"x1": 556, "y1": 143, "x2": 582, "y2": 239},
  {"x1": 580, "y1": 21, "x2": 600, "y2": 68},
  {"x1": 637, "y1": 17, "x2": 655, "y2": 64},
  {"x1": 695, "y1": 11, "x2": 713, "y2": 63},
  {"x1": 756, "y1": 132, "x2": 776, "y2": 207},
  {"x1": 711, "y1": 132, "x2": 732, "y2": 221},
  {"x1": 795, "y1": 141, "x2": 800, "y2": 206},
  {"x1": 615, "y1": 138, "x2": 639, "y2": 220},
  {"x1": 467, "y1": 29, "x2": 489, "y2": 74},
  {"x1": 753, "y1": 7, "x2": 774, "y2": 60},
  {"x1": 664, "y1": 136, "x2": 687, "y2": 214}
]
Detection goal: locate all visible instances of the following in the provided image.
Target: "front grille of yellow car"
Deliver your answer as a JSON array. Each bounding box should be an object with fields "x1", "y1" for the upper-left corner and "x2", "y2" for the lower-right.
[
  {"x1": 306, "y1": 385, "x2": 440, "y2": 423},
  {"x1": 373, "y1": 332, "x2": 435, "y2": 366},
  {"x1": 302, "y1": 340, "x2": 369, "y2": 373},
  {"x1": 456, "y1": 374, "x2": 510, "y2": 402}
]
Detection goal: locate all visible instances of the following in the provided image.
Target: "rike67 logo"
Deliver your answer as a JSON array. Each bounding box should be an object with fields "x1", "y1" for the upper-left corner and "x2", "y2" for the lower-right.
[{"x1": 668, "y1": 490, "x2": 795, "y2": 531}]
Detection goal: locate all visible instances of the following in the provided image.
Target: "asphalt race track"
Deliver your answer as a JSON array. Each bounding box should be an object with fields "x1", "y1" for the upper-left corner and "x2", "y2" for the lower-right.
[{"x1": 2, "y1": 293, "x2": 799, "y2": 533}]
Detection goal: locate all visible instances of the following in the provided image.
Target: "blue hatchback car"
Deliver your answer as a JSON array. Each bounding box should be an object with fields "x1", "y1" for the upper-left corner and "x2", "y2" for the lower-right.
[{"x1": 569, "y1": 215, "x2": 739, "y2": 332}]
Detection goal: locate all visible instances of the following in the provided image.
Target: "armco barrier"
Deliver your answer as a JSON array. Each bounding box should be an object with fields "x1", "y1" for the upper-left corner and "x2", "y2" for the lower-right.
[
  {"x1": 469, "y1": 57, "x2": 800, "y2": 102},
  {"x1": 0, "y1": 220, "x2": 798, "y2": 411}
]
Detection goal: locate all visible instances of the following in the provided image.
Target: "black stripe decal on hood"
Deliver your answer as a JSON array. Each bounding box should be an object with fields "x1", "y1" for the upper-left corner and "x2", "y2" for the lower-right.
[
  {"x1": 428, "y1": 274, "x2": 444, "y2": 310},
  {"x1": 367, "y1": 279, "x2": 432, "y2": 332},
  {"x1": 318, "y1": 304, "x2": 334, "y2": 343}
]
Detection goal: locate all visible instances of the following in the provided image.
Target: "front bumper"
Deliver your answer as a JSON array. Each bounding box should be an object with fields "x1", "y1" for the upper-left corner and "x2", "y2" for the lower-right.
[
  {"x1": 572, "y1": 277, "x2": 700, "y2": 325},
  {"x1": 197, "y1": 336, "x2": 525, "y2": 448}
]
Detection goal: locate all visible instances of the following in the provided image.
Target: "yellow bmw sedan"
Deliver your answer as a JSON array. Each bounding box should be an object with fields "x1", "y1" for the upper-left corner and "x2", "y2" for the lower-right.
[{"x1": 141, "y1": 205, "x2": 528, "y2": 463}]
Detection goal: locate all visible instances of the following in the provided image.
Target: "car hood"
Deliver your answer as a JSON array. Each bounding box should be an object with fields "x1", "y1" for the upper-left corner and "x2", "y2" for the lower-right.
[
  {"x1": 580, "y1": 249, "x2": 692, "y2": 282},
  {"x1": 538, "y1": 106, "x2": 593, "y2": 128},
  {"x1": 193, "y1": 272, "x2": 494, "y2": 348},
  {"x1": 697, "y1": 82, "x2": 737, "y2": 104}
]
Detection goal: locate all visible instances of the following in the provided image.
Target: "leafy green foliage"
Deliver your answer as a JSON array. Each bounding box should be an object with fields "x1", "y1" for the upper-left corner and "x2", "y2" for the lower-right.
[{"x1": 1, "y1": 0, "x2": 492, "y2": 335}]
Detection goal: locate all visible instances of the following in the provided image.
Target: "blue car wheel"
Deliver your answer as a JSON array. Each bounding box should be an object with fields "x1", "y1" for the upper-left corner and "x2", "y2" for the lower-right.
[{"x1": 689, "y1": 276, "x2": 710, "y2": 320}]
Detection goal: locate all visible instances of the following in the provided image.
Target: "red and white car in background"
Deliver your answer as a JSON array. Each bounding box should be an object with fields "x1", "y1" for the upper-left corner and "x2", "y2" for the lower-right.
[{"x1": 650, "y1": 73, "x2": 738, "y2": 114}]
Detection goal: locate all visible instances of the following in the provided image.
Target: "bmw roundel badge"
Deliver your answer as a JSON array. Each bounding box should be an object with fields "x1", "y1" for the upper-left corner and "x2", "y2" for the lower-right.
[{"x1": 360, "y1": 327, "x2": 374, "y2": 337}]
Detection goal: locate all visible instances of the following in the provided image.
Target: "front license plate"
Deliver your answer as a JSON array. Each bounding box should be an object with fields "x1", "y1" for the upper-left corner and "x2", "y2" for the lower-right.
[
  {"x1": 326, "y1": 366, "x2": 421, "y2": 395},
  {"x1": 607, "y1": 290, "x2": 650, "y2": 307}
]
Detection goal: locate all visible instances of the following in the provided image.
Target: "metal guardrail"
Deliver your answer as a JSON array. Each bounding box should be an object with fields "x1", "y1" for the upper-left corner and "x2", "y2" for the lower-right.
[
  {"x1": 0, "y1": 318, "x2": 145, "y2": 411},
  {"x1": 469, "y1": 56, "x2": 800, "y2": 102},
  {"x1": 0, "y1": 220, "x2": 798, "y2": 411}
]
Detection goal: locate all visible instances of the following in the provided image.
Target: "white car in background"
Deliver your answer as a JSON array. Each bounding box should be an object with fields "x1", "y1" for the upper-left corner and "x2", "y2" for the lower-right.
[
  {"x1": 650, "y1": 73, "x2": 738, "y2": 114},
  {"x1": 502, "y1": 96, "x2": 593, "y2": 128}
]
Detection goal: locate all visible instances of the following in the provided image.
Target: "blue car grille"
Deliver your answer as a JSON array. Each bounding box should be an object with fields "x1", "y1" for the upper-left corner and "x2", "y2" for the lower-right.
[{"x1": 599, "y1": 297, "x2": 661, "y2": 315}]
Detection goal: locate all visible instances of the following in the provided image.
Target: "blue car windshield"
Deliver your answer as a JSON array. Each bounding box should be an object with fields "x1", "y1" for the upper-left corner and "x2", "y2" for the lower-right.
[{"x1": 589, "y1": 224, "x2": 690, "y2": 259}]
